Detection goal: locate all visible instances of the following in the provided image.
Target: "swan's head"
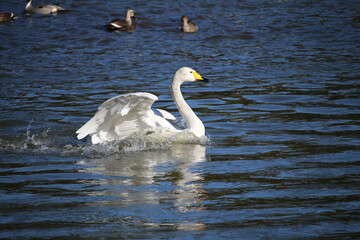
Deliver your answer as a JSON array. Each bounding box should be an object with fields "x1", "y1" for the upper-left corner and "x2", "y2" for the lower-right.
[{"x1": 174, "y1": 67, "x2": 209, "y2": 84}]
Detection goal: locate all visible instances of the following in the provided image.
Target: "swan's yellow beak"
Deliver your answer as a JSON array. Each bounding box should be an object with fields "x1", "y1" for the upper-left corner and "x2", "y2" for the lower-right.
[{"x1": 193, "y1": 71, "x2": 210, "y2": 82}]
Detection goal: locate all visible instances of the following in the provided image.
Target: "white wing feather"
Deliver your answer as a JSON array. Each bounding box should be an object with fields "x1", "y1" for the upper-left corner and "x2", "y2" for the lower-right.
[
  {"x1": 155, "y1": 108, "x2": 176, "y2": 121},
  {"x1": 76, "y1": 92, "x2": 177, "y2": 144},
  {"x1": 110, "y1": 22, "x2": 122, "y2": 29}
]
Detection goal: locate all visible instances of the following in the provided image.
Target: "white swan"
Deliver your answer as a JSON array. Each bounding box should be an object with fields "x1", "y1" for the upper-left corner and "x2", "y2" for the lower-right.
[{"x1": 76, "y1": 67, "x2": 209, "y2": 144}]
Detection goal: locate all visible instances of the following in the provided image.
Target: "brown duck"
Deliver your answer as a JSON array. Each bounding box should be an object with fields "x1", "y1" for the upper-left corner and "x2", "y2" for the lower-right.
[
  {"x1": 0, "y1": 12, "x2": 17, "y2": 22},
  {"x1": 107, "y1": 9, "x2": 136, "y2": 32},
  {"x1": 180, "y1": 15, "x2": 198, "y2": 32}
]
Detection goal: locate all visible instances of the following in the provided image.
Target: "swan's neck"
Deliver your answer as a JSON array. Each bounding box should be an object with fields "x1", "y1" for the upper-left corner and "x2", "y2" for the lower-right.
[{"x1": 171, "y1": 79, "x2": 205, "y2": 137}]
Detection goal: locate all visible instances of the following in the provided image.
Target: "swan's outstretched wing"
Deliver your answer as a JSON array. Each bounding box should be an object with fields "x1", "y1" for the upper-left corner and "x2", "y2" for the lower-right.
[{"x1": 76, "y1": 92, "x2": 176, "y2": 144}]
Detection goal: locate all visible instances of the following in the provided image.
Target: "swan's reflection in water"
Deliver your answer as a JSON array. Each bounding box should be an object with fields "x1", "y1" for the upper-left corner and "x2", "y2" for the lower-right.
[
  {"x1": 79, "y1": 144, "x2": 207, "y2": 231},
  {"x1": 171, "y1": 144, "x2": 206, "y2": 213}
]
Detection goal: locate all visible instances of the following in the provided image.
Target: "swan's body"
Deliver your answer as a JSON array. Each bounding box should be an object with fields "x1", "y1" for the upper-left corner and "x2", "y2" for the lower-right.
[
  {"x1": 107, "y1": 9, "x2": 136, "y2": 31},
  {"x1": 76, "y1": 67, "x2": 209, "y2": 144},
  {"x1": 180, "y1": 15, "x2": 198, "y2": 33},
  {"x1": 25, "y1": 0, "x2": 66, "y2": 15}
]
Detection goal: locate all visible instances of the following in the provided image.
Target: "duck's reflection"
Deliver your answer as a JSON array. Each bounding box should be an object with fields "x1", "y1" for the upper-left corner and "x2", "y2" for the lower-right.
[{"x1": 78, "y1": 143, "x2": 207, "y2": 230}]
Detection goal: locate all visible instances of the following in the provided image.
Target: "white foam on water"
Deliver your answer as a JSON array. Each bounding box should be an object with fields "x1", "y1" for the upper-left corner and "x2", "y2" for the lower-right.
[
  {"x1": 0, "y1": 124, "x2": 210, "y2": 158},
  {"x1": 81, "y1": 129, "x2": 210, "y2": 157}
]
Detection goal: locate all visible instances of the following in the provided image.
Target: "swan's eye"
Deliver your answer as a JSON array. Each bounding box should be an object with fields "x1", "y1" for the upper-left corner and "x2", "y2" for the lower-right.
[{"x1": 190, "y1": 71, "x2": 193, "y2": 73}]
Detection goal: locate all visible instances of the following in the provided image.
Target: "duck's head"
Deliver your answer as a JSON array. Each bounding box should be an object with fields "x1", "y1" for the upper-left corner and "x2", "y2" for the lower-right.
[
  {"x1": 126, "y1": 9, "x2": 135, "y2": 18},
  {"x1": 181, "y1": 15, "x2": 188, "y2": 23}
]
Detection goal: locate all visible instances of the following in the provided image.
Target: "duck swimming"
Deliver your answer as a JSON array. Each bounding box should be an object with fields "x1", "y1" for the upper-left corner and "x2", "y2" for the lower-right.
[
  {"x1": 180, "y1": 15, "x2": 198, "y2": 32},
  {"x1": 0, "y1": 12, "x2": 17, "y2": 22},
  {"x1": 25, "y1": 0, "x2": 66, "y2": 15},
  {"x1": 107, "y1": 8, "x2": 136, "y2": 32}
]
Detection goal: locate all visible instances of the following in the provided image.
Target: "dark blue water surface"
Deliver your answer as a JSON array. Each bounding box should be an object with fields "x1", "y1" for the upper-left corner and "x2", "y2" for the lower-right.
[{"x1": 1, "y1": 0, "x2": 360, "y2": 239}]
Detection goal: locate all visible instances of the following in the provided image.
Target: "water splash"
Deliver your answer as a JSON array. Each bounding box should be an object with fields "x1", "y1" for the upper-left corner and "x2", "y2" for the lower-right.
[
  {"x1": 0, "y1": 122, "x2": 210, "y2": 157},
  {"x1": 82, "y1": 129, "x2": 210, "y2": 157}
]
